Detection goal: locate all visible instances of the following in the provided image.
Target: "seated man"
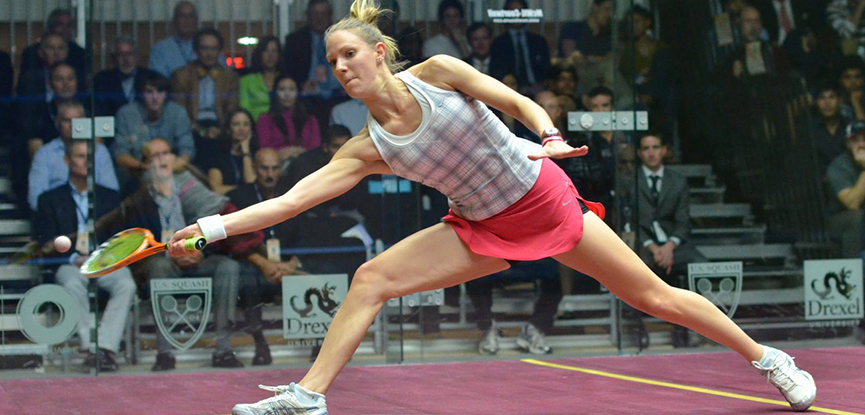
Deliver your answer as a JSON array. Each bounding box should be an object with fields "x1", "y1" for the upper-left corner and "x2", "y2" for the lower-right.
[
  {"x1": 124, "y1": 138, "x2": 246, "y2": 371},
  {"x1": 34, "y1": 140, "x2": 136, "y2": 372},
  {"x1": 826, "y1": 121, "x2": 865, "y2": 258},
  {"x1": 92, "y1": 36, "x2": 159, "y2": 118},
  {"x1": 113, "y1": 71, "x2": 194, "y2": 193},
  {"x1": 28, "y1": 100, "x2": 118, "y2": 211},
  {"x1": 228, "y1": 148, "x2": 303, "y2": 364},
  {"x1": 466, "y1": 259, "x2": 562, "y2": 355},
  {"x1": 171, "y1": 28, "x2": 239, "y2": 142},
  {"x1": 635, "y1": 132, "x2": 705, "y2": 347},
  {"x1": 228, "y1": 148, "x2": 300, "y2": 365},
  {"x1": 20, "y1": 61, "x2": 84, "y2": 158}
]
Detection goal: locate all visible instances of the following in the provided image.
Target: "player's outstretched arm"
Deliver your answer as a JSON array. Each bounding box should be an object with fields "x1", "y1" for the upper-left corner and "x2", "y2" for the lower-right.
[
  {"x1": 168, "y1": 132, "x2": 391, "y2": 256},
  {"x1": 414, "y1": 55, "x2": 587, "y2": 160}
]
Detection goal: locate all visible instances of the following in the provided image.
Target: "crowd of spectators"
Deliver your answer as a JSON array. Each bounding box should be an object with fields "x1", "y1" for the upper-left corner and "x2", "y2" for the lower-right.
[{"x1": 6, "y1": 0, "x2": 865, "y2": 369}]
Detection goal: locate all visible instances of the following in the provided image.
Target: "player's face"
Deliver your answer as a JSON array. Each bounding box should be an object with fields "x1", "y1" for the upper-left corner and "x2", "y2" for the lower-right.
[
  {"x1": 255, "y1": 152, "x2": 282, "y2": 190},
  {"x1": 327, "y1": 30, "x2": 383, "y2": 99},
  {"x1": 229, "y1": 112, "x2": 252, "y2": 143},
  {"x1": 638, "y1": 135, "x2": 666, "y2": 171}
]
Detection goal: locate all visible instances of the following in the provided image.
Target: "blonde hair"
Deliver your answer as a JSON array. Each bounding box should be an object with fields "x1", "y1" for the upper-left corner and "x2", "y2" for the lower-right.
[{"x1": 324, "y1": 0, "x2": 406, "y2": 73}]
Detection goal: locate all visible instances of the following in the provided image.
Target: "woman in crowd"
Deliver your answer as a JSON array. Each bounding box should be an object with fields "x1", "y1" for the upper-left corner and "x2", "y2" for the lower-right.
[
  {"x1": 255, "y1": 75, "x2": 322, "y2": 163},
  {"x1": 197, "y1": 109, "x2": 258, "y2": 195},
  {"x1": 239, "y1": 36, "x2": 284, "y2": 121}
]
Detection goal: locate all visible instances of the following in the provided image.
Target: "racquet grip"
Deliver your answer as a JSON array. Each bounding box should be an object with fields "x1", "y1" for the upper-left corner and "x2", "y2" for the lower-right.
[{"x1": 184, "y1": 237, "x2": 207, "y2": 252}]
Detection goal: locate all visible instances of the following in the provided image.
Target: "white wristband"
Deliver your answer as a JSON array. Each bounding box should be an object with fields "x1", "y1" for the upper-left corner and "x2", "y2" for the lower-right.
[{"x1": 197, "y1": 214, "x2": 227, "y2": 243}]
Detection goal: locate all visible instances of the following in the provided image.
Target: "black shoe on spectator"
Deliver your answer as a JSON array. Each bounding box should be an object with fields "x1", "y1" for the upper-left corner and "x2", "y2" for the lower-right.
[
  {"x1": 310, "y1": 345, "x2": 322, "y2": 363},
  {"x1": 83, "y1": 348, "x2": 119, "y2": 372},
  {"x1": 151, "y1": 352, "x2": 175, "y2": 372},
  {"x1": 212, "y1": 349, "x2": 244, "y2": 368},
  {"x1": 672, "y1": 326, "x2": 690, "y2": 348},
  {"x1": 252, "y1": 343, "x2": 272, "y2": 366}
]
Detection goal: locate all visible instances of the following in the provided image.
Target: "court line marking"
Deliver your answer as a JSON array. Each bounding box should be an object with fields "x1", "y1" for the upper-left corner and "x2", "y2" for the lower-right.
[{"x1": 522, "y1": 358, "x2": 862, "y2": 415}]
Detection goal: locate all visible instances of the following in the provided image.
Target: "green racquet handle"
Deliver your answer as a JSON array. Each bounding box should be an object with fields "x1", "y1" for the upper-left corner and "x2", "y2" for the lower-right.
[{"x1": 184, "y1": 237, "x2": 207, "y2": 252}]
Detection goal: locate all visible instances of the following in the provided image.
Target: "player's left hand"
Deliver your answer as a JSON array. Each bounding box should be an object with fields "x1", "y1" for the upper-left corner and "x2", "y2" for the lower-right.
[
  {"x1": 528, "y1": 141, "x2": 588, "y2": 160},
  {"x1": 168, "y1": 224, "x2": 204, "y2": 257}
]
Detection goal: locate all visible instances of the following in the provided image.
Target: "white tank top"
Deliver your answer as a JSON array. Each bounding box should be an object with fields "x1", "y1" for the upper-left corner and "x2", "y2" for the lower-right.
[{"x1": 367, "y1": 71, "x2": 542, "y2": 221}]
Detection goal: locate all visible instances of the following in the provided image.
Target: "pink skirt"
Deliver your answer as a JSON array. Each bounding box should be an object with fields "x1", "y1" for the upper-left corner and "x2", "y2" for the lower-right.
[{"x1": 443, "y1": 158, "x2": 605, "y2": 261}]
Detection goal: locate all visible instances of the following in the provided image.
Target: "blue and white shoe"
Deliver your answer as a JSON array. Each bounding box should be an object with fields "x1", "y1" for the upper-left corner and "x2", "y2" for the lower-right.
[
  {"x1": 232, "y1": 383, "x2": 327, "y2": 415},
  {"x1": 752, "y1": 349, "x2": 816, "y2": 411}
]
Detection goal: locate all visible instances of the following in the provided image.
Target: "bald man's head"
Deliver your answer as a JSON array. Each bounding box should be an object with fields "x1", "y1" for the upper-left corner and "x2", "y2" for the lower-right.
[{"x1": 254, "y1": 148, "x2": 282, "y2": 192}]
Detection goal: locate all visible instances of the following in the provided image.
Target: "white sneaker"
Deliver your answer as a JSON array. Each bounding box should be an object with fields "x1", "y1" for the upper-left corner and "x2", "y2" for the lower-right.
[
  {"x1": 478, "y1": 324, "x2": 502, "y2": 355},
  {"x1": 516, "y1": 323, "x2": 552, "y2": 355},
  {"x1": 751, "y1": 350, "x2": 816, "y2": 411},
  {"x1": 232, "y1": 383, "x2": 328, "y2": 415}
]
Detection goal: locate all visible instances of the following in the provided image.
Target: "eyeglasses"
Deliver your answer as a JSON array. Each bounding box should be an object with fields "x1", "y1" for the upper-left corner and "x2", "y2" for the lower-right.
[
  {"x1": 848, "y1": 135, "x2": 865, "y2": 144},
  {"x1": 148, "y1": 150, "x2": 172, "y2": 158}
]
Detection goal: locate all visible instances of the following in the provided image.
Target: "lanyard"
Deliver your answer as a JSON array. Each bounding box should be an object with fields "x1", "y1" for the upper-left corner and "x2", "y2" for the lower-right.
[
  {"x1": 229, "y1": 154, "x2": 243, "y2": 184},
  {"x1": 255, "y1": 184, "x2": 277, "y2": 239},
  {"x1": 71, "y1": 185, "x2": 88, "y2": 231}
]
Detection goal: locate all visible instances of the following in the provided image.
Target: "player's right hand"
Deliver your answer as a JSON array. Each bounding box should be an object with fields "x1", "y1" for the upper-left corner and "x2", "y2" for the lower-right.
[{"x1": 168, "y1": 224, "x2": 204, "y2": 257}]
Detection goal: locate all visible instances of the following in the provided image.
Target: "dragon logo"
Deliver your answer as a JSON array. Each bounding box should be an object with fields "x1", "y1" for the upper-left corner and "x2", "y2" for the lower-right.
[
  {"x1": 811, "y1": 268, "x2": 857, "y2": 300},
  {"x1": 290, "y1": 283, "x2": 341, "y2": 318}
]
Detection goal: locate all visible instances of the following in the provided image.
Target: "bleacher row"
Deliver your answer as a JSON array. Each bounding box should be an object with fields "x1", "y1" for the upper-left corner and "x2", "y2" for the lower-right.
[{"x1": 0, "y1": 155, "x2": 813, "y2": 365}]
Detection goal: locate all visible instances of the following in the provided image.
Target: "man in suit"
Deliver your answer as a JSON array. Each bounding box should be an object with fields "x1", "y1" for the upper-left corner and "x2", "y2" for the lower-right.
[
  {"x1": 34, "y1": 140, "x2": 136, "y2": 372},
  {"x1": 28, "y1": 100, "x2": 119, "y2": 212},
  {"x1": 635, "y1": 133, "x2": 705, "y2": 347},
  {"x1": 19, "y1": 8, "x2": 87, "y2": 88},
  {"x1": 636, "y1": 133, "x2": 703, "y2": 275},
  {"x1": 753, "y1": 0, "x2": 827, "y2": 46},
  {"x1": 489, "y1": 0, "x2": 551, "y2": 95},
  {"x1": 93, "y1": 37, "x2": 158, "y2": 117},
  {"x1": 466, "y1": 22, "x2": 493, "y2": 75},
  {"x1": 171, "y1": 28, "x2": 239, "y2": 141},
  {"x1": 148, "y1": 1, "x2": 225, "y2": 78},
  {"x1": 282, "y1": 0, "x2": 336, "y2": 94}
]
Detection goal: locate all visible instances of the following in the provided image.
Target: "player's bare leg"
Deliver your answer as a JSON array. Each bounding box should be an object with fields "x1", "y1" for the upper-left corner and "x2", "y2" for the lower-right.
[
  {"x1": 233, "y1": 223, "x2": 509, "y2": 415},
  {"x1": 553, "y1": 212, "x2": 815, "y2": 410},
  {"x1": 299, "y1": 223, "x2": 509, "y2": 393}
]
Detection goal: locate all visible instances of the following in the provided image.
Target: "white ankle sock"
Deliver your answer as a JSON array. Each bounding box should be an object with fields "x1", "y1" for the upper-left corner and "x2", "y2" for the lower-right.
[
  {"x1": 294, "y1": 383, "x2": 326, "y2": 400},
  {"x1": 758, "y1": 345, "x2": 780, "y2": 366}
]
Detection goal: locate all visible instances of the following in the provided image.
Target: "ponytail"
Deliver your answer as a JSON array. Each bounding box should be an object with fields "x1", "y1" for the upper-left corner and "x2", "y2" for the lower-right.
[{"x1": 325, "y1": 0, "x2": 406, "y2": 73}]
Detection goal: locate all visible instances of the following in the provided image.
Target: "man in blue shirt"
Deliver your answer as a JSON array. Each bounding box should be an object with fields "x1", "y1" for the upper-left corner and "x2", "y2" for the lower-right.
[
  {"x1": 28, "y1": 100, "x2": 119, "y2": 211},
  {"x1": 148, "y1": 1, "x2": 225, "y2": 78},
  {"x1": 34, "y1": 140, "x2": 135, "y2": 372}
]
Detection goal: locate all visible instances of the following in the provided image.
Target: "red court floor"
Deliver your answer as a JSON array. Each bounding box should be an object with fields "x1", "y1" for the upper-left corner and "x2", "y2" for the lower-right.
[{"x1": 1, "y1": 347, "x2": 862, "y2": 414}]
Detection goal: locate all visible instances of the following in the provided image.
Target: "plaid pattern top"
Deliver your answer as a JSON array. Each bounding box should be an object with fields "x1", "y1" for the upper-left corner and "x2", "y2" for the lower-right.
[{"x1": 367, "y1": 71, "x2": 542, "y2": 221}]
